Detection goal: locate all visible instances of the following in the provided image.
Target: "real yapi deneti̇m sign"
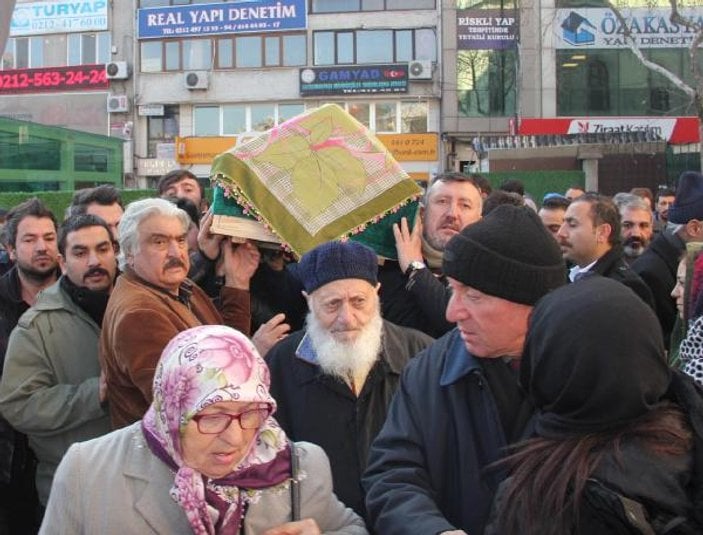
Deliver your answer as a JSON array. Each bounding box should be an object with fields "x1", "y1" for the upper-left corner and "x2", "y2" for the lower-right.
[{"x1": 138, "y1": 0, "x2": 306, "y2": 39}]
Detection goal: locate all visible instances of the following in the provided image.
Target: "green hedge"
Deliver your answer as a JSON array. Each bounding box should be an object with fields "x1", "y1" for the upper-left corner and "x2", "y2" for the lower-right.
[{"x1": 0, "y1": 189, "x2": 214, "y2": 219}]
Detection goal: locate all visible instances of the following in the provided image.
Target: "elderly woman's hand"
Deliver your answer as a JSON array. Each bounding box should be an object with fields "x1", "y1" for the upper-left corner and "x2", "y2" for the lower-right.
[{"x1": 262, "y1": 518, "x2": 322, "y2": 535}]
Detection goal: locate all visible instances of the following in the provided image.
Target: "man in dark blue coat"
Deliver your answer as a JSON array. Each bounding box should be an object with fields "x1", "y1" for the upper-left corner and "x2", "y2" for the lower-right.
[
  {"x1": 363, "y1": 205, "x2": 566, "y2": 535},
  {"x1": 266, "y1": 241, "x2": 433, "y2": 519}
]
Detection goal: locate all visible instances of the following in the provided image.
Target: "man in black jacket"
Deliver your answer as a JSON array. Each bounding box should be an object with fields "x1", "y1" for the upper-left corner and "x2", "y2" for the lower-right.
[
  {"x1": 633, "y1": 171, "x2": 703, "y2": 349},
  {"x1": 0, "y1": 198, "x2": 60, "y2": 533},
  {"x1": 557, "y1": 193, "x2": 654, "y2": 308},
  {"x1": 266, "y1": 240, "x2": 433, "y2": 519}
]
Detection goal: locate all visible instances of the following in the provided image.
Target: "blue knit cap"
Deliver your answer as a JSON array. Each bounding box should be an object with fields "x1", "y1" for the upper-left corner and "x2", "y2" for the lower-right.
[{"x1": 298, "y1": 241, "x2": 378, "y2": 293}]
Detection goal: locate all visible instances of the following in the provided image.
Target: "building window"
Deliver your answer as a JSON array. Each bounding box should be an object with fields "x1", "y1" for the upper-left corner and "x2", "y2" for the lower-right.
[
  {"x1": 147, "y1": 105, "x2": 179, "y2": 158},
  {"x1": 193, "y1": 102, "x2": 306, "y2": 135},
  {"x1": 556, "y1": 48, "x2": 700, "y2": 116},
  {"x1": 308, "y1": 101, "x2": 429, "y2": 133},
  {"x1": 311, "y1": 0, "x2": 434, "y2": 12},
  {"x1": 1, "y1": 33, "x2": 109, "y2": 70},
  {"x1": 457, "y1": 50, "x2": 517, "y2": 117},
  {"x1": 141, "y1": 34, "x2": 305, "y2": 72},
  {"x1": 313, "y1": 28, "x2": 436, "y2": 65}
]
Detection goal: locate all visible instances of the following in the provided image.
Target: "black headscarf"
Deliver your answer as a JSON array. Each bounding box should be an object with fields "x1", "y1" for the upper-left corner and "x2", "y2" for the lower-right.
[{"x1": 521, "y1": 276, "x2": 671, "y2": 439}]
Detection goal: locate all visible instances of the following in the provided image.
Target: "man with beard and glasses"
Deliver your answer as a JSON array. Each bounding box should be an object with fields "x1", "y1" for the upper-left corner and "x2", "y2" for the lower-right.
[
  {"x1": 615, "y1": 194, "x2": 653, "y2": 264},
  {"x1": 266, "y1": 241, "x2": 433, "y2": 519},
  {"x1": 380, "y1": 172, "x2": 483, "y2": 338},
  {"x1": 0, "y1": 197, "x2": 59, "y2": 533},
  {"x1": 557, "y1": 193, "x2": 654, "y2": 307},
  {"x1": 0, "y1": 214, "x2": 116, "y2": 510},
  {"x1": 100, "y1": 198, "x2": 270, "y2": 429}
]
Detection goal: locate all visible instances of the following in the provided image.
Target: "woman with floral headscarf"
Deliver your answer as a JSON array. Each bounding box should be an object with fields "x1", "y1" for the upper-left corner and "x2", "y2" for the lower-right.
[{"x1": 40, "y1": 325, "x2": 366, "y2": 534}]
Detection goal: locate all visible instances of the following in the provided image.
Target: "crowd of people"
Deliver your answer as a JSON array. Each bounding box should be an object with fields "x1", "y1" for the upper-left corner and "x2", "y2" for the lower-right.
[{"x1": 0, "y1": 168, "x2": 701, "y2": 534}]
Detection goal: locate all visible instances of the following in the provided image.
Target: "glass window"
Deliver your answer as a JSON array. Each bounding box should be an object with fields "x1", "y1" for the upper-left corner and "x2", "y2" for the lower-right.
[
  {"x1": 375, "y1": 102, "x2": 397, "y2": 132},
  {"x1": 74, "y1": 144, "x2": 108, "y2": 172},
  {"x1": 348, "y1": 102, "x2": 370, "y2": 127},
  {"x1": 147, "y1": 105, "x2": 179, "y2": 157},
  {"x1": 82, "y1": 34, "x2": 96, "y2": 64},
  {"x1": 184, "y1": 39, "x2": 211, "y2": 70},
  {"x1": 194, "y1": 106, "x2": 220, "y2": 136},
  {"x1": 278, "y1": 103, "x2": 305, "y2": 123},
  {"x1": 217, "y1": 39, "x2": 233, "y2": 68},
  {"x1": 400, "y1": 102, "x2": 428, "y2": 132},
  {"x1": 362, "y1": 0, "x2": 384, "y2": 9},
  {"x1": 312, "y1": 0, "x2": 360, "y2": 12},
  {"x1": 357, "y1": 30, "x2": 392, "y2": 63},
  {"x1": 97, "y1": 33, "x2": 111, "y2": 64},
  {"x1": 314, "y1": 32, "x2": 335, "y2": 65},
  {"x1": 139, "y1": 0, "x2": 169, "y2": 6},
  {"x1": 283, "y1": 35, "x2": 306, "y2": 66},
  {"x1": 457, "y1": 49, "x2": 517, "y2": 117},
  {"x1": 337, "y1": 32, "x2": 354, "y2": 64},
  {"x1": 2, "y1": 40, "x2": 14, "y2": 70},
  {"x1": 29, "y1": 37, "x2": 43, "y2": 68},
  {"x1": 236, "y1": 36, "x2": 262, "y2": 68},
  {"x1": 395, "y1": 30, "x2": 413, "y2": 62},
  {"x1": 251, "y1": 104, "x2": 275, "y2": 131},
  {"x1": 15, "y1": 39, "x2": 29, "y2": 68},
  {"x1": 223, "y1": 105, "x2": 247, "y2": 134},
  {"x1": 415, "y1": 29, "x2": 436, "y2": 61},
  {"x1": 67, "y1": 35, "x2": 81, "y2": 66},
  {"x1": 388, "y1": 0, "x2": 434, "y2": 7},
  {"x1": 141, "y1": 41, "x2": 162, "y2": 72},
  {"x1": 265, "y1": 37, "x2": 280, "y2": 66},
  {"x1": 165, "y1": 41, "x2": 180, "y2": 70}
]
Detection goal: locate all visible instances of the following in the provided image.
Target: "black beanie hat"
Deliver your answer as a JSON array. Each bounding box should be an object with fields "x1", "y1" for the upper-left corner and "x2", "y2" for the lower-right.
[
  {"x1": 668, "y1": 171, "x2": 703, "y2": 224},
  {"x1": 443, "y1": 205, "x2": 565, "y2": 305},
  {"x1": 298, "y1": 240, "x2": 378, "y2": 293}
]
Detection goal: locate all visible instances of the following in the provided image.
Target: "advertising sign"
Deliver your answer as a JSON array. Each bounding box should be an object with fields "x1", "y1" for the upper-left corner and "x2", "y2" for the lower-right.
[
  {"x1": 0, "y1": 65, "x2": 108, "y2": 95},
  {"x1": 457, "y1": 9, "x2": 518, "y2": 50},
  {"x1": 176, "y1": 136, "x2": 237, "y2": 164},
  {"x1": 299, "y1": 65, "x2": 408, "y2": 96},
  {"x1": 518, "y1": 117, "x2": 700, "y2": 144},
  {"x1": 10, "y1": 0, "x2": 108, "y2": 36},
  {"x1": 556, "y1": 8, "x2": 703, "y2": 49},
  {"x1": 138, "y1": 0, "x2": 306, "y2": 39},
  {"x1": 377, "y1": 134, "x2": 438, "y2": 162}
]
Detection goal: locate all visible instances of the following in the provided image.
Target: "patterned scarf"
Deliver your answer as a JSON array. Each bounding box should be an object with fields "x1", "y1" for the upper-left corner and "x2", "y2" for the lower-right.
[{"x1": 141, "y1": 325, "x2": 291, "y2": 535}]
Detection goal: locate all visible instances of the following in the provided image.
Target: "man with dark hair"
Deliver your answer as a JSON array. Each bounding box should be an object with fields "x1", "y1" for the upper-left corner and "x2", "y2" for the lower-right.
[
  {"x1": 0, "y1": 197, "x2": 59, "y2": 532},
  {"x1": 565, "y1": 185, "x2": 585, "y2": 200},
  {"x1": 654, "y1": 186, "x2": 676, "y2": 233},
  {"x1": 557, "y1": 193, "x2": 653, "y2": 306},
  {"x1": 498, "y1": 178, "x2": 525, "y2": 196},
  {"x1": 363, "y1": 205, "x2": 567, "y2": 535},
  {"x1": 482, "y1": 190, "x2": 524, "y2": 215},
  {"x1": 68, "y1": 185, "x2": 124, "y2": 242},
  {"x1": 384, "y1": 172, "x2": 483, "y2": 337},
  {"x1": 538, "y1": 194, "x2": 570, "y2": 239},
  {"x1": 0, "y1": 214, "x2": 116, "y2": 508},
  {"x1": 157, "y1": 169, "x2": 206, "y2": 211}
]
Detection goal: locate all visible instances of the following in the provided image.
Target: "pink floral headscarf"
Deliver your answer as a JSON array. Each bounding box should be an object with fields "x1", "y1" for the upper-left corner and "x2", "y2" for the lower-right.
[{"x1": 142, "y1": 325, "x2": 290, "y2": 535}]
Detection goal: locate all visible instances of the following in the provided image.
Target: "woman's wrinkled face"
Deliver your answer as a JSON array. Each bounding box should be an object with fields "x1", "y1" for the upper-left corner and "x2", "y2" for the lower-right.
[
  {"x1": 181, "y1": 401, "x2": 260, "y2": 479},
  {"x1": 671, "y1": 258, "x2": 686, "y2": 320}
]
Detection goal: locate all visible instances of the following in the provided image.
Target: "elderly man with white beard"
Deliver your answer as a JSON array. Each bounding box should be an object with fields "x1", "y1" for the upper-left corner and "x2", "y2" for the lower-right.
[{"x1": 266, "y1": 240, "x2": 433, "y2": 520}]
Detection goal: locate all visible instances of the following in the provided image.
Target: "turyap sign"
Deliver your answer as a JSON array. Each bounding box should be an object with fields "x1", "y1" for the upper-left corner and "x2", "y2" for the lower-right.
[
  {"x1": 138, "y1": 0, "x2": 306, "y2": 39},
  {"x1": 10, "y1": 0, "x2": 108, "y2": 36},
  {"x1": 556, "y1": 8, "x2": 703, "y2": 49}
]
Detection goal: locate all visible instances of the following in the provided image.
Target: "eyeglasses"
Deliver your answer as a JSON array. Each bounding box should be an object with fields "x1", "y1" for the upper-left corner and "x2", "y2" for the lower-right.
[{"x1": 191, "y1": 406, "x2": 271, "y2": 434}]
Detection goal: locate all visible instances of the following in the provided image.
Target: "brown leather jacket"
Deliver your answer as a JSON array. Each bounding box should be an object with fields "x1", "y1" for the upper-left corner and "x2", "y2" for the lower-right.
[{"x1": 99, "y1": 270, "x2": 251, "y2": 429}]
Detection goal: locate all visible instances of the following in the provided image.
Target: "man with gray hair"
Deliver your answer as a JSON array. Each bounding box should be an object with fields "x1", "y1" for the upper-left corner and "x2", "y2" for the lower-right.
[
  {"x1": 613, "y1": 193, "x2": 654, "y2": 264},
  {"x1": 100, "y1": 198, "x2": 259, "y2": 428}
]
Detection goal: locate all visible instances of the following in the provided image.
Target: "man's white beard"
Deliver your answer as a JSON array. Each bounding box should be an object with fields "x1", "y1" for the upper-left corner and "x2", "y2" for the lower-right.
[{"x1": 306, "y1": 307, "x2": 383, "y2": 389}]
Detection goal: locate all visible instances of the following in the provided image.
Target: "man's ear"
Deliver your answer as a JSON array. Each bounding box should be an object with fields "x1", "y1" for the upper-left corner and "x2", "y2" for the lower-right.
[
  {"x1": 302, "y1": 290, "x2": 311, "y2": 308},
  {"x1": 685, "y1": 219, "x2": 703, "y2": 239},
  {"x1": 6, "y1": 244, "x2": 16, "y2": 262},
  {"x1": 596, "y1": 223, "x2": 612, "y2": 243},
  {"x1": 57, "y1": 254, "x2": 67, "y2": 275},
  {"x1": 375, "y1": 282, "x2": 381, "y2": 294}
]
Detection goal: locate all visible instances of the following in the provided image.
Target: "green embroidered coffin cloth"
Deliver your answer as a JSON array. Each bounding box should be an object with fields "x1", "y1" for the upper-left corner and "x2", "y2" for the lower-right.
[{"x1": 210, "y1": 103, "x2": 422, "y2": 259}]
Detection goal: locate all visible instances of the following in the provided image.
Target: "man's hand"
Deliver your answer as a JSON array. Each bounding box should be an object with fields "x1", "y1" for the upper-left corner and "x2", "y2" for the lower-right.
[
  {"x1": 262, "y1": 518, "x2": 321, "y2": 535},
  {"x1": 197, "y1": 208, "x2": 225, "y2": 261},
  {"x1": 393, "y1": 216, "x2": 424, "y2": 273},
  {"x1": 252, "y1": 313, "x2": 290, "y2": 357},
  {"x1": 223, "y1": 239, "x2": 261, "y2": 290}
]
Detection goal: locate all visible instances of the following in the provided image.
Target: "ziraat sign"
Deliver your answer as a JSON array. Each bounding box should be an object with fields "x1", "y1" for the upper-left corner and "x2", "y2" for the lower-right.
[{"x1": 519, "y1": 117, "x2": 700, "y2": 144}]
